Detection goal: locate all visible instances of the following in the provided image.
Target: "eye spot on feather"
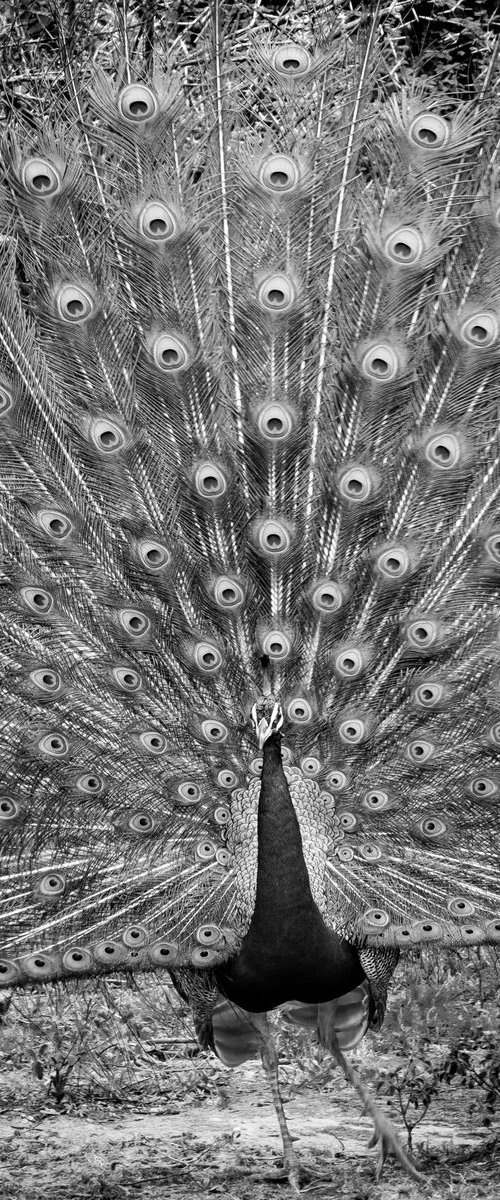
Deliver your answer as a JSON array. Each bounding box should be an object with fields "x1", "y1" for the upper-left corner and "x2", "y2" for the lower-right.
[
  {"x1": 91, "y1": 419, "x2": 126, "y2": 454},
  {"x1": 214, "y1": 805, "x2": 230, "y2": 825},
  {"x1": 358, "y1": 843, "x2": 382, "y2": 861},
  {"x1": 410, "y1": 920, "x2": 443, "y2": 941},
  {"x1": 257, "y1": 272, "x2": 297, "y2": 313},
  {"x1": 38, "y1": 510, "x2": 73, "y2": 540},
  {"x1": 56, "y1": 284, "x2": 95, "y2": 323},
  {"x1": 469, "y1": 776, "x2": 498, "y2": 798},
  {"x1": 128, "y1": 811, "x2": 156, "y2": 834},
  {"x1": 76, "y1": 773, "x2": 104, "y2": 794},
  {"x1": 37, "y1": 873, "x2": 66, "y2": 898},
  {"x1": 63, "y1": 947, "x2": 93, "y2": 973},
  {"x1": 19, "y1": 954, "x2": 56, "y2": 979},
  {"x1": 338, "y1": 717, "x2": 367, "y2": 745},
  {"x1": 459, "y1": 311, "x2": 499, "y2": 348},
  {"x1": 309, "y1": 580, "x2": 346, "y2": 613},
  {"x1": 287, "y1": 698, "x2": 313, "y2": 724},
  {"x1": 39, "y1": 733, "x2": 69, "y2": 757},
  {"x1": 485, "y1": 534, "x2": 500, "y2": 565},
  {"x1": 334, "y1": 646, "x2": 369, "y2": 679},
  {"x1": 139, "y1": 731, "x2": 167, "y2": 754},
  {"x1": 119, "y1": 608, "x2": 151, "y2": 638},
  {"x1": 257, "y1": 402, "x2": 295, "y2": 441},
  {"x1": 195, "y1": 841, "x2": 217, "y2": 862},
  {"x1": 408, "y1": 112, "x2": 450, "y2": 149},
  {"x1": 93, "y1": 941, "x2": 124, "y2": 964},
  {"x1": 113, "y1": 667, "x2": 142, "y2": 692},
  {"x1": 212, "y1": 575, "x2": 245, "y2": 610},
  {"x1": 217, "y1": 770, "x2": 238, "y2": 789},
  {"x1": 192, "y1": 640, "x2": 223, "y2": 674},
  {"x1": 417, "y1": 817, "x2": 447, "y2": 838},
  {"x1": 138, "y1": 201, "x2": 179, "y2": 242},
  {"x1": 412, "y1": 681, "x2": 445, "y2": 708},
  {"x1": 325, "y1": 770, "x2": 347, "y2": 791},
  {"x1": 200, "y1": 720, "x2": 228, "y2": 744},
  {"x1": 138, "y1": 540, "x2": 171, "y2": 571},
  {"x1": 448, "y1": 898, "x2": 475, "y2": 918},
  {"x1": 195, "y1": 924, "x2": 222, "y2": 945},
  {"x1": 123, "y1": 925, "x2": 148, "y2": 947},
  {"x1": 360, "y1": 342, "x2": 401, "y2": 381},
  {"x1": 300, "y1": 756, "x2": 321, "y2": 776},
  {"x1": 424, "y1": 432, "x2": 461, "y2": 470},
  {"x1": 23, "y1": 157, "x2": 62, "y2": 197},
  {"x1": 176, "y1": 782, "x2": 202, "y2": 805},
  {"x1": 30, "y1": 668, "x2": 62, "y2": 693},
  {"x1": 119, "y1": 84, "x2": 158, "y2": 122},
  {"x1": 404, "y1": 617, "x2": 440, "y2": 651},
  {"x1": 338, "y1": 465, "x2": 379, "y2": 504},
  {"x1": 407, "y1": 738, "x2": 435, "y2": 764},
  {"x1": 151, "y1": 332, "x2": 191, "y2": 372},
  {"x1": 363, "y1": 790, "x2": 389, "y2": 811},
  {"x1": 148, "y1": 941, "x2": 180, "y2": 965},
  {"x1": 259, "y1": 154, "x2": 301, "y2": 194},
  {"x1": 21, "y1": 586, "x2": 53, "y2": 614},
  {"x1": 0, "y1": 385, "x2": 13, "y2": 416},
  {"x1": 363, "y1": 908, "x2": 390, "y2": 927},
  {"x1": 194, "y1": 462, "x2": 228, "y2": 499},
  {"x1": 253, "y1": 517, "x2": 294, "y2": 557},
  {"x1": 0, "y1": 797, "x2": 21, "y2": 822},
  {"x1": 384, "y1": 226, "x2": 424, "y2": 265},
  {"x1": 272, "y1": 44, "x2": 312, "y2": 78},
  {"x1": 374, "y1": 544, "x2": 412, "y2": 581}
]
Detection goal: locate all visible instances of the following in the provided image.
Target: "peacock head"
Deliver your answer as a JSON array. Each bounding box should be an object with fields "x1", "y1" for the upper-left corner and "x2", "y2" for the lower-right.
[{"x1": 251, "y1": 697, "x2": 284, "y2": 750}]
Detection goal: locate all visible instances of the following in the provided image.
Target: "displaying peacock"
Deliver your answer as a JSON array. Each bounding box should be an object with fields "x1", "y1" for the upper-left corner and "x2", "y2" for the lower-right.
[{"x1": 2, "y1": 0, "x2": 500, "y2": 1189}]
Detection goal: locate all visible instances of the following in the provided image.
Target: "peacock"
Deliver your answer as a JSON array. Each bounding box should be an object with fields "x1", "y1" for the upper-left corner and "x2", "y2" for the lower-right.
[{"x1": 2, "y1": 0, "x2": 500, "y2": 1189}]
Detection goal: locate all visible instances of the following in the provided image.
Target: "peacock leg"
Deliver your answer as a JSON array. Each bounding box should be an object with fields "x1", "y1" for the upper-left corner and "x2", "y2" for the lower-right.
[
  {"x1": 252, "y1": 1012, "x2": 302, "y2": 1192},
  {"x1": 325, "y1": 1030, "x2": 424, "y2": 1183}
]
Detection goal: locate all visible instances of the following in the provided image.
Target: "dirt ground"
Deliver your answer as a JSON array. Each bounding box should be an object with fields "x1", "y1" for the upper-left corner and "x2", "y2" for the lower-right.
[{"x1": 0, "y1": 1056, "x2": 498, "y2": 1200}]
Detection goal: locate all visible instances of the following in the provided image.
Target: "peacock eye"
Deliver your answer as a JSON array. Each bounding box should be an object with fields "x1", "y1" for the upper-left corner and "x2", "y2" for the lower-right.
[
  {"x1": 272, "y1": 44, "x2": 312, "y2": 78},
  {"x1": 56, "y1": 284, "x2": 95, "y2": 323},
  {"x1": 119, "y1": 84, "x2": 158, "y2": 122},
  {"x1": 151, "y1": 332, "x2": 190, "y2": 372},
  {"x1": 23, "y1": 157, "x2": 63, "y2": 197},
  {"x1": 37, "y1": 510, "x2": 73, "y2": 540},
  {"x1": 113, "y1": 667, "x2": 142, "y2": 692},
  {"x1": 257, "y1": 273, "x2": 296, "y2": 313},
  {"x1": 176, "y1": 782, "x2": 202, "y2": 805},
  {"x1": 138, "y1": 201, "x2": 180, "y2": 243},
  {"x1": 21, "y1": 586, "x2": 53, "y2": 614},
  {"x1": 408, "y1": 112, "x2": 449, "y2": 148},
  {"x1": 383, "y1": 226, "x2": 423, "y2": 266},
  {"x1": 137, "y1": 540, "x2": 171, "y2": 571},
  {"x1": 360, "y1": 342, "x2": 400, "y2": 381},
  {"x1": 0, "y1": 384, "x2": 13, "y2": 415},
  {"x1": 76, "y1": 773, "x2": 104, "y2": 794},
  {"x1": 91, "y1": 419, "x2": 126, "y2": 453}
]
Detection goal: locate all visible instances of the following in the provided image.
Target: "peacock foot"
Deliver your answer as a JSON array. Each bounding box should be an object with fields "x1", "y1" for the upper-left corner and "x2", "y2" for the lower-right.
[
  {"x1": 261, "y1": 1147, "x2": 301, "y2": 1192},
  {"x1": 261, "y1": 1154, "x2": 332, "y2": 1192},
  {"x1": 367, "y1": 1111, "x2": 424, "y2": 1183}
]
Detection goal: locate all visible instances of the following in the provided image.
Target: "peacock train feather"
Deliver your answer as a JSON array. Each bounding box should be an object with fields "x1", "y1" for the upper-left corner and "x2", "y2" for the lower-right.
[{"x1": 1, "y1": 0, "x2": 500, "y2": 1186}]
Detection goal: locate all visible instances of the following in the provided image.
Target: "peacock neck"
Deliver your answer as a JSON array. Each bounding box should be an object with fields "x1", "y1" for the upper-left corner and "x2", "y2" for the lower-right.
[{"x1": 251, "y1": 732, "x2": 316, "y2": 919}]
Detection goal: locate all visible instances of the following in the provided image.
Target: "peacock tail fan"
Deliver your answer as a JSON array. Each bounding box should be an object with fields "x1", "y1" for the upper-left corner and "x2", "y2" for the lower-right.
[{"x1": 1, "y1": 1, "x2": 500, "y2": 992}]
